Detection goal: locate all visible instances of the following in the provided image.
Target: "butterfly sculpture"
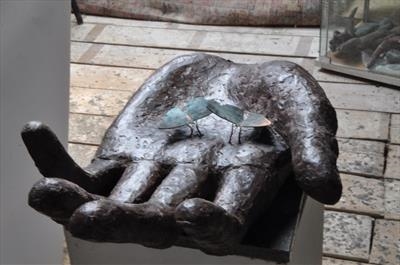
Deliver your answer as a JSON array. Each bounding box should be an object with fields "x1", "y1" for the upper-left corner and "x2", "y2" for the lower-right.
[{"x1": 159, "y1": 97, "x2": 272, "y2": 143}]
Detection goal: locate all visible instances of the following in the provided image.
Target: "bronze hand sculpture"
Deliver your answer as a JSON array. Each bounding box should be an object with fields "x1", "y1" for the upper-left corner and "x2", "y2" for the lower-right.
[{"x1": 23, "y1": 53, "x2": 341, "y2": 256}]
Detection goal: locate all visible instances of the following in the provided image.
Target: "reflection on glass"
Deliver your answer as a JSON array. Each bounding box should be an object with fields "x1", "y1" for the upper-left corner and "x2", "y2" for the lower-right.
[{"x1": 320, "y1": 0, "x2": 400, "y2": 79}]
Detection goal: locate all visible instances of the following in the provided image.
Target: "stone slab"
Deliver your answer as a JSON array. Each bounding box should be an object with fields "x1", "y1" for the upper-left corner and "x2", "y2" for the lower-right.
[
  {"x1": 73, "y1": 24, "x2": 317, "y2": 57},
  {"x1": 71, "y1": 42, "x2": 187, "y2": 68},
  {"x1": 69, "y1": 113, "x2": 113, "y2": 145},
  {"x1": 68, "y1": 143, "x2": 98, "y2": 168},
  {"x1": 390, "y1": 114, "x2": 400, "y2": 144},
  {"x1": 71, "y1": 64, "x2": 152, "y2": 92},
  {"x1": 370, "y1": 219, "x2": 400, "y2": 265},
  {"x1": 322, "y1": 82, "x2": 400, "y2": 114},
  {"x1": 71, "y1": 42, "x2": 367, "y2": 85},
  {"x1": 337, "y1": 139, "x2": 385, "y2": 177},
  {"x1": 309, "y1": 37, "x2": 320, "y2": 57},
  {"x1": 70, "y1": 42, "x2": 90, "y2": 62},
  {"x1": 384, "y1": 178, "x2": 400, "y2": 220},
  {"x1": 70, "y1": 23, "x2": 96, "y2": 41},
  {"x1": 311, "y1": 67, "x2": 365, "y2": 84},
  {"x1": 326, "y1": 174, "x2": 384, "y2": 217},
  {"x1": 70, "y1": 86, "x2": 131, "y2": 116},
  {"x1": 70, "y1": 42, "x2": 400, "y2": 114},
  {"x1": 336, "y1": 110, "x2": 389, "y2": 140},
  {"x1": 384, "y1": 145, "x2": 400, "y2": 180},
  {"x1": 70, "y1": 42, "x2": 293, "y2": 69},
  {"x1": 322, "y1": 257, "x2": 369, "y2": 265},
  {"x1": 323, "y1": 211, "x2": 373, "y2": 262}
]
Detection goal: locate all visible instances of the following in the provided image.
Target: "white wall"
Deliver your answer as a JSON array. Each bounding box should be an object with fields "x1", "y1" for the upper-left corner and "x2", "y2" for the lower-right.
[{"x1": 0, "y1": 1, "x2": 70, "y2": 264}]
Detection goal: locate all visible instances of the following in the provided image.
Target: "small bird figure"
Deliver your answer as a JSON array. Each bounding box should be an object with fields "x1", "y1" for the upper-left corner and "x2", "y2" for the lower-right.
[
  {"x1": 159, "y1": 98, "x2": 272, "y2": 143},
  {"x1": 207, "y1": 100, "x2": 272, "y2": 144},
  {"x1": 158, "y1": 97, "x2": 211, "y2": 136}
]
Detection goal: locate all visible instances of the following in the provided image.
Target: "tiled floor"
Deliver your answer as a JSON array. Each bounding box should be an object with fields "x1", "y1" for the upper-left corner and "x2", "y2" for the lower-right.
[{"x1": 69, "y1": 15, "x2": 400, "y2": 265}]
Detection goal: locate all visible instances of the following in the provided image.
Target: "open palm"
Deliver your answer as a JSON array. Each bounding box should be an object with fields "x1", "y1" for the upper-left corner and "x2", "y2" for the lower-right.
[{"x1": 23, "y1": 53, "x2": 341, "y2": 254}]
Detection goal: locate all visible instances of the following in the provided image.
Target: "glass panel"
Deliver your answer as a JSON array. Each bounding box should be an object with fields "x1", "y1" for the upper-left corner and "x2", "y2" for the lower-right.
[
  {"x1": 319, "y1": 0, "x2": 330, "y2": 58},
  {"x1": 321, "y1": 0, "x2": 400, "y2": 79}
]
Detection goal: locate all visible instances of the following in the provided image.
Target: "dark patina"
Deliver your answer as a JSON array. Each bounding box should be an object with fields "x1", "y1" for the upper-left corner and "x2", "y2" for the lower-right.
[{"x1": 22, "y1": 53, "x2": 341, "y2": 261}]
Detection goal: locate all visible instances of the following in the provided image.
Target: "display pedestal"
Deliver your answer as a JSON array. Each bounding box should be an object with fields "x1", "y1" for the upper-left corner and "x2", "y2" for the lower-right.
[{"x1": 66, "y1": 197, "x2": 323, "y2": 265}]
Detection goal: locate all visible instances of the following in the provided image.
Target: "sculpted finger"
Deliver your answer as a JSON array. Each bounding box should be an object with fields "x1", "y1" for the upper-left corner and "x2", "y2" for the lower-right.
[
  {"x1": 68, "y1": 162, "x2": 210, "y2": 248},
  {"x1": 28, "y1": 178, "x2": 101, "y2": 224},
  {"x1": 255, "y1": 61, "x2": 342, "y2": 204},
  {"x1": 175, "y1": 143, "x2": 291, "y2": 254},
  {"x1": 175, "y1": 198, "x2": 241, "y2": 255},
  {"x1": 108, "y1": 161, "x2": 166, "y2": 203},
  {"x1": 214, "y1": 166, "x2": 276, "y2": 226},
  {"x1": 291, "y1": 135, "x2": 342, "y2": 205},
  {"x1": 21, "y1": 121, "x2": 86, "y2": 181},
  {"x1": 148, "y1": 137, "x2": 223, "y2": 207},
  {"x1": 213, "y1": 143, "x2": 291, "y2": 223},
  {"x1": 21, "y1": 121, "x2": 125, "y2": 195},
  {"x1": 68, "y1": 200, "x2": 178, "y2": 249},
  {"x1": 149, "y1": 164, "x2": 209, "y2": 207}
]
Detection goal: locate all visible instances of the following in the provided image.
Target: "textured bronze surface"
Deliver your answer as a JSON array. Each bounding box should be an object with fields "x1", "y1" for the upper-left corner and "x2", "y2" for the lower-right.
[{"x1": 22, "y1": 53, "x2": 341, "y2": 260}]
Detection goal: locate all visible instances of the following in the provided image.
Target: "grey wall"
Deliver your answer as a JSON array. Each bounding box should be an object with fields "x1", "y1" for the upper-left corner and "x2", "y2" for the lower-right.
[{"x1": 0, "y1": 1, "x2": 70, "y2": 264}]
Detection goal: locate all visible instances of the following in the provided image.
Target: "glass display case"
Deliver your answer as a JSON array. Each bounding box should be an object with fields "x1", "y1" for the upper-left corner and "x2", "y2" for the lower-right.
[{"x1": 317, "y1": 0, "x2": 400, "y2": 86}]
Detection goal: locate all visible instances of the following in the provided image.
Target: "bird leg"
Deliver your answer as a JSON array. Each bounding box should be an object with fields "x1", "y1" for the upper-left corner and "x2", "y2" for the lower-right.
[
  {"x1": 195, "y1": 122, "x2": 203, "y2": 137},
  {"x1": 228, "y1": 124, "x2": 234, "y2": 144}
]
